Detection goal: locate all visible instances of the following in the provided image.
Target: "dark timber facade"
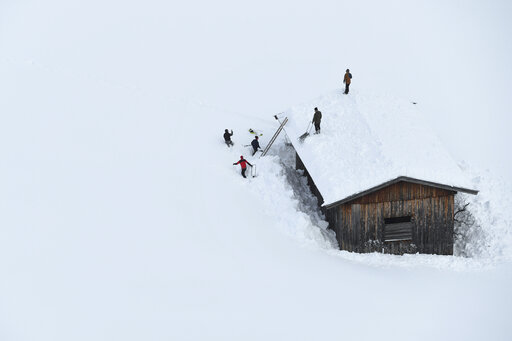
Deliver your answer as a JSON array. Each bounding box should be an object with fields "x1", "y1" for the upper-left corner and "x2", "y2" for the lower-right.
[{"x1": 296, "y1": 152, "x2": 477, "y2": 255}]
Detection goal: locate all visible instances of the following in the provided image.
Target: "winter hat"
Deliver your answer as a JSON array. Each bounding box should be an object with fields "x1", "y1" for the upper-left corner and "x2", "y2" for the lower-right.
[
  {"x1": 225, "y1": 129, "x2": 228, "y2": 132},
  {"x1": 255, "y1": 136, "x2": 258, "y2": 139},
  {"x1": 346, "y1": 69, "x2": 350, "y2": 72},
  {"x1": 240, "y1": 155, "x2": 244, "y2": 159}
]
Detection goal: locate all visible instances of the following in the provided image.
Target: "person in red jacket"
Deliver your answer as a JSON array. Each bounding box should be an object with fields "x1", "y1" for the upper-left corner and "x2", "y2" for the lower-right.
[{"x1": 233, "y1": 155, "x2": 253, "y2": 178}]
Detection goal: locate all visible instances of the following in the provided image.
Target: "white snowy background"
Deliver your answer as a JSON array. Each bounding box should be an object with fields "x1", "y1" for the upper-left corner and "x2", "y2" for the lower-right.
[{"x1": 1, "y1": 1, "x2": 511, "y2": 340}]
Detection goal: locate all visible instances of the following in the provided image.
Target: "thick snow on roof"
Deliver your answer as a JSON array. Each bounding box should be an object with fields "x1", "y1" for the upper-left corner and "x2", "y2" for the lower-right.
[{"x1": 283, "y1": 90, "x2": 475, "y2": 207}]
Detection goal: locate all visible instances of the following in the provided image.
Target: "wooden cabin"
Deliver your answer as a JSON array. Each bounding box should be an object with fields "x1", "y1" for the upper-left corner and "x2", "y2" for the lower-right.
[
  {"x1": 296, "y1": 153, "x2": 478, "y2": 255},
  {"x1": 280, "y1": 92, "x2": 479, "y2": 255}
]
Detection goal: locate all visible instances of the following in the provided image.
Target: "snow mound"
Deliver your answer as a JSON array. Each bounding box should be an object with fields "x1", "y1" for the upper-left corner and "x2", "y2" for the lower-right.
[{"x1": 283, "y1": 90, "x2": 476, "y2": 206}]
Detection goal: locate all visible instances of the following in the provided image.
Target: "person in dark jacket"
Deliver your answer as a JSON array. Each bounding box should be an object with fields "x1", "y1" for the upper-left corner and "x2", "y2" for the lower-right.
[
  {"x1": 233, "y1": 155, "x2": 253, "y2": 178},
  {"x1": 223, "y1": 129, "x2": 234, "y2": 147},
  {"x1": 312, "y1": 107, "x2": 322, "y2": 134},
  {"x1": 343, "y1": 69, "x2": 352, "y2": 94},
  {"x1": 251, "y1": 136, "x2": 261, "y2": 156}
]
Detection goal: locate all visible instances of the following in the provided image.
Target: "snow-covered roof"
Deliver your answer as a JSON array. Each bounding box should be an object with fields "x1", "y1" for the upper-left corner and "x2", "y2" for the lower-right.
[{"x1": 282, "y1": 90, "x2": 477, "y2": 207}]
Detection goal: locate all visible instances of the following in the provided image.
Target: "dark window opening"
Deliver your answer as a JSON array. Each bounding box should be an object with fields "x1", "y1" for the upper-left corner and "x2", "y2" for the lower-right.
[
  {"x1": 384, "y1": 216, "x2": 413, "y2": 242},
  {"x1": 385, "y1": 216, "x2": 412, "y2": 224}
]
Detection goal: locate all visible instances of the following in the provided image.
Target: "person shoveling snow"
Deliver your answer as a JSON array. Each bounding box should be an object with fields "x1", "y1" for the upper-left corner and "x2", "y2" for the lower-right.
[
  {"x1": 299, "y1": 107, "x2": 321, "y2": 142},
  {"x1": 312, "y1": 107, "x2": 322, "y2": 134}
]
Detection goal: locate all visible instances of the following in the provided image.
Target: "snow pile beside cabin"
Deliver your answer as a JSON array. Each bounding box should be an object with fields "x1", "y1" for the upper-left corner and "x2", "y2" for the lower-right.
[{"x1": 283, "y1": 90, "x2": 474, "y2": 206}]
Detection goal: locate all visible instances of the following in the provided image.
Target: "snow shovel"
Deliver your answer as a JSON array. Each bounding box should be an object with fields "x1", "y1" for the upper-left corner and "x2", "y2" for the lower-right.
[{"x1": 298, "y1": 123, "x2": 312, "y2": 143}]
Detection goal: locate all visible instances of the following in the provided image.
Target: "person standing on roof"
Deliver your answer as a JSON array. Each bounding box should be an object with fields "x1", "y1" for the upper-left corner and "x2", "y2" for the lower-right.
[
  {"x1": 312, "y1": 107, "x2": 322, "y2": 134},
  {"x1": 343, "y1": 69, "x2": 352, "y2": 94},
  {"x1": 223, "y1": 129, "x2": 234, "y2": 147},
  {"x1": 251, "y1": 136, "x2": 261, "y2": 156},
  {"x1": 233, "y1": 155, "x2": 253, "y2": 178}
]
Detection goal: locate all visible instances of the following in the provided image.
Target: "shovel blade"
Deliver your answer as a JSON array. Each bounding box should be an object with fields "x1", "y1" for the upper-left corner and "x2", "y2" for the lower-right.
[{"x1": 298, "y1": 132, "x2": 310, "y2": 142}]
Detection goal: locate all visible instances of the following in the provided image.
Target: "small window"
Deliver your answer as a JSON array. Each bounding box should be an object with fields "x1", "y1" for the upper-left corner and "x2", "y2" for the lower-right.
[{"x1": 384, "y1": 216, "x2": 412, "y2": 242}]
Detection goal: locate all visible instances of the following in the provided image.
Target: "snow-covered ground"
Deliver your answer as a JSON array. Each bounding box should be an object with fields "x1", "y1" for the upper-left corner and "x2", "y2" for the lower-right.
[
  {"x1": 1, "y1": 1, "x2": 511, "y2": 340},
  {"x1": 1, "y1": 58, "x2": 511, "y2": 341}
]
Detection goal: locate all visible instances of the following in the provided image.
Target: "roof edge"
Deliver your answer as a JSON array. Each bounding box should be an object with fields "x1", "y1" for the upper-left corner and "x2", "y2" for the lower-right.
[{"x1": 323, "y1": 176, "x2": 478, "y2": 209}]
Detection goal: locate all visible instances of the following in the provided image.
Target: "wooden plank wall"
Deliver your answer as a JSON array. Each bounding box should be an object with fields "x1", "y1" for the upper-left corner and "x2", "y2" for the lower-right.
[
  {"x1": 349, "y1": 181, "x2": 455, "y2": 204},
  {"x1": 325, "y1": 182, "x2": 455, "y2": 255}
]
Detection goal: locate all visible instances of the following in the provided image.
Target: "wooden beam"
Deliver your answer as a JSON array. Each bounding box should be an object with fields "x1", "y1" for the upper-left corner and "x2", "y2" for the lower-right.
[{"x1": 323, "y1": 176, "x2": 478, "y2": 209}]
